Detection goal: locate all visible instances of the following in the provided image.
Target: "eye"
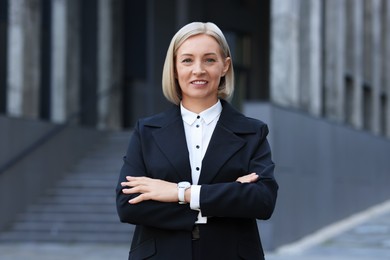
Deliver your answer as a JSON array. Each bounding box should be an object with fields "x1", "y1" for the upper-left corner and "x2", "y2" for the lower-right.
[
  {"x1": 181, "y1": 58, "x2": 192, "y2": 63},
  {"x1": 205, "y1": 58, "x2": 216, "y2": 63}
]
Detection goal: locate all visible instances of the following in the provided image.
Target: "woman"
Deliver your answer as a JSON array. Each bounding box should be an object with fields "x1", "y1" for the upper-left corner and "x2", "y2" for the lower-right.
[{"x1": 116, "y1": 22, "x2": 278, "y2": 260}]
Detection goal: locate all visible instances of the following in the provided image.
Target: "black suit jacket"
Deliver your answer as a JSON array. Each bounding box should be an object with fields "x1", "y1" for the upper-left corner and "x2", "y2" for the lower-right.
[{"x1": 116, "y1": 100, "x2": 278, "y2": 260}]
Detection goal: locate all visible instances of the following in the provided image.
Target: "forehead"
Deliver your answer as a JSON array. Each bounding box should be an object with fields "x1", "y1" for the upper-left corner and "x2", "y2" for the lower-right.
[{"x1": 176, "y1": 34, "x2": 222, "y2": 55}]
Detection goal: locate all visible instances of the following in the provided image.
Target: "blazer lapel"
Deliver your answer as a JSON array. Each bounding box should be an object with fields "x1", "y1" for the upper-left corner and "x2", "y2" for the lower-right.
[
  {"x1": 150, "y1": 109, "x2": 192, "y2": 182},
  {"x1": 147, "y1": 101, "x2": 254, "y2": 184},
  {"x1": 199, "y1": 123, "x2": 246, "y2": 184},
  {"x1": 198, "y1": 100, "x2": 254, "y2": 184}
]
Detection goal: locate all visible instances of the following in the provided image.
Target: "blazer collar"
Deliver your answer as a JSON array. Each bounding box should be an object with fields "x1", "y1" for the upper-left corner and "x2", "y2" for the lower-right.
[
  {"x1": 181, "y1": 100, "x2": 222, "y2": 126},
  {"x1": 145, "y1": 100, "x2": 256, "y2": 184},
  {"x1": 145, "y1": 106, "x2": 192, "y2": 182},
  {"x1": 144, "y1": 100, "x2": 256, "y2": 132},
  {"x1": 217, "y1": 99, "x2": 257, "y2": 134}
]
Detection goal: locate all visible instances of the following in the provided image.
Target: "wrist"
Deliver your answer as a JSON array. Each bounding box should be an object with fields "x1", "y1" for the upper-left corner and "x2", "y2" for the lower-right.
[
  {"x1": 177, "y1": 181, "x2": 191, "y2": 204},
  {"x1": 184, "y1": 187, "x2": 191, "y2": 203}
]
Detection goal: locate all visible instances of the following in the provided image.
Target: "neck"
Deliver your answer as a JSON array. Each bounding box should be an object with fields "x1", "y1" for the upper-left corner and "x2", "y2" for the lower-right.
[{"x1": 181, "y1": 98, "x2": 219, "y2": 114}]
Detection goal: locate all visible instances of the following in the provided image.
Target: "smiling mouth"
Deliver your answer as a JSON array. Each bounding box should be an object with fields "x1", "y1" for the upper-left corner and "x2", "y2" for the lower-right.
[{"x1": 191, "y1": 80, "x2": 208, "y2": 85}]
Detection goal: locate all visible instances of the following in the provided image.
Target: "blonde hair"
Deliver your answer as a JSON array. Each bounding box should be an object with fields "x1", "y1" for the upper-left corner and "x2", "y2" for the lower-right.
[{"x1": 162, "y1": 22, "x2": 235, "y2": 105}]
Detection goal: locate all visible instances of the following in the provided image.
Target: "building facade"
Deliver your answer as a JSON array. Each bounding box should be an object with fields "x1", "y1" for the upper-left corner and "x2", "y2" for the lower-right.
[
  {"x1": 0, "y1": 0, "x2": 271, "y2": 129},
  {"x1": 1, "y1": 0, "x2": 389, "y2": 137},
  {"x1": 271, "y1": 0, "x2": 390, "y2": 138},
  {"x1": 1, "y1": 0, "x2": 390, "y2": 250}
]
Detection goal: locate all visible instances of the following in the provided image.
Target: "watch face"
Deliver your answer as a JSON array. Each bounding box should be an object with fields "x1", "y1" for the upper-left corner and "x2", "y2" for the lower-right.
[{"x1": 179, "y1": 181, "x2": 191, "y2": 188}]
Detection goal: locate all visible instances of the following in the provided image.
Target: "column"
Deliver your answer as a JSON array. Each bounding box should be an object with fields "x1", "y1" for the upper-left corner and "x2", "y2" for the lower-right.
[
  {"x1": 40, "y1": 0, "x2": 52, "y2": 120},
  {"x1": 7, "y1": 0, "x2": 41, "y2": 118},
  {"x1": 0, "y1": 0, "x2": 8, "y2": 113},
  {"x1": 370, "y1": 0, "x2": 382, "y2": 135},
  {"x1": 66, "y1": 0, "x2": 80, "y2": 123},
  {"x1": 22, "y1": 0, "x2": 41, "y2": 117},
  {"x1": 80, "y1": 0, "x2": 97, "y2": 127},
  {"x1": 7, "y1": 0, "x2": 25, "y2": 117},
  {"x1": 50, "y1": 0, "x2": 67, "y2": 122},
  {"x1": 385, "y1": 1, "x2": 390, "y2": 138},
  {"x1": 97, "y1": 0, "x2": 123, "y2": 130},
  {"x1": 299, "y1": 0, "x2": 322, "y2": 116},
  {"x1": 351, "y1": 0, "x2": 364, "y2": 129},
  {"x1": 176, "y1": 0, "x2": 189, "y2": 27},
  {"x1": 97, "y1": 0, "x2": 110, "y2": 129},
  {"x1": 108, "y1": 0, "x2": 123, "y2": 129},
  {"x1": 323, "y1": 0, "x2": 346, "y2": 122},
  {"x1": 146, "y1": 0, "x2": 156, "y2": 115},
  {"x1": 271, "y1": 0, "x2": 300, "y2": 108},
  {"x1": 308, "y1": 0, "x2": 322, "y2": 116}
]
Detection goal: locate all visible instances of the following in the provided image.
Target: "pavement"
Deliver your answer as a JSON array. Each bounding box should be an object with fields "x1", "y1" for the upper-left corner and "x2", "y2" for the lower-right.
[
  {"x1": 0, "y1": 200, "x2": 389, "y2": 260},
  {"x1": 268, "y1": 199, "x2": 390, "y2": 260}
]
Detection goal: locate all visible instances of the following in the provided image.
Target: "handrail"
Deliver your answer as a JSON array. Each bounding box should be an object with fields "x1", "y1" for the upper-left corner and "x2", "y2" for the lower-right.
[{"x1": 0, "y1": 84, "x2": 121, "y2": 175}]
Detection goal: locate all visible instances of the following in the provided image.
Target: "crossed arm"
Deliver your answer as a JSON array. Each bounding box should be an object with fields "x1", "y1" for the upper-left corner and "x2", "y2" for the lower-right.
[{"x1": 121, "y1": 172, "x2": 259, "y2": 204}]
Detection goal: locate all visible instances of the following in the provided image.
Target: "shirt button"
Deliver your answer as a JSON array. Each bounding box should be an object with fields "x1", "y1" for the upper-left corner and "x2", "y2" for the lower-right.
[
  {"x1": 197, "y1": 115, "x2": 200, "y2": 119},
  {"x1": 196, "y1": 145, "x2": 200, "y2": 149},
  {"x1": 196, "y1": 167, "x2": 200, "y2": 171},
  {"x1": 196, "y1": 125, "x2": 199, "y2": 128}
]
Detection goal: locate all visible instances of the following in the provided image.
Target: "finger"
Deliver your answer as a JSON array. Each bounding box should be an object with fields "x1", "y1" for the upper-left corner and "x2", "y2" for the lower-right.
[
  {"x1": 122, "y1": 186, "x2": 145, "y2": 194},
  {"x1": 237, "y1": 173, "x2": 259, "y2": 183},
  {"x1": 121, "y1": 182, "x2": 131, "y2": 187},
  {"x1": 129, "y1": 193, "x2": 150, "y2": 204},
  {"x1": 129, "y1": 195, "x2": 142, "y2": 204},
  {"x1": 124, "y1": 179, "x2": 144, "y2": 188},
  {"x1": 125, "y1": 176, "x2": 140, "y2": 185},
  {"x1": 122, "y1": 188, "x2": 134, "y2": 194},
  {"x1": 126, "y1": 176, "x2": 149, "y2": 182},
  {"x1": 126, "y1": 177, "x2": 154, "y2": 188},
  {"x1": 126, "y1": 176, "x2": 136, "y2": 181}
]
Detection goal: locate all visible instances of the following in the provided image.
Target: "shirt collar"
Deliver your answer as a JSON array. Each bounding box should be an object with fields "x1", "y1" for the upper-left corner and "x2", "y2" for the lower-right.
[{"x1": 181, "y1": 100, "x2": 222, "y2": 126}]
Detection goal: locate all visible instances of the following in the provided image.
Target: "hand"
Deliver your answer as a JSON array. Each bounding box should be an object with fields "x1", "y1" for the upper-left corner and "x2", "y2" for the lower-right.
[
  {"x1": 121, "y1": 176, "x2": 178, "y2": 204},
  {"x1": 236, "y1": 172, "x2": 259, "y2": 183}
]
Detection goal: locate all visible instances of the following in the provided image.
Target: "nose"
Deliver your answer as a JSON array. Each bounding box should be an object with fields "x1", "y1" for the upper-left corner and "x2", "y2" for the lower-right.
[{"x1": 192, "y1": 61, "x2": 205, "y2": 75}]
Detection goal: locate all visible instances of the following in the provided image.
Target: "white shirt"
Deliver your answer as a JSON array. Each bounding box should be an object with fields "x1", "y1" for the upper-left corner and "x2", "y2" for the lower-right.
[{"x1": 181, "y1": 100, "x2": 222, "y2": 223}]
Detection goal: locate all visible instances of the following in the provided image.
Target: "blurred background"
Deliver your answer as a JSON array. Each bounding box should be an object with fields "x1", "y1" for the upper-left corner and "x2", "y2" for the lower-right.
[{"x1": 0, "y1": 0, "x2": 390, "y2": 258}]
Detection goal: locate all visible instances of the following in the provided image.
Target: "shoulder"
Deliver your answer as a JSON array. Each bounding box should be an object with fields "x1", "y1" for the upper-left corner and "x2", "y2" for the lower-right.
[
  {"x1": 137, "y1": 105, "x2": 181, "y2": 128},
  {"x1": 219, "y1": 100, "x2": 268, "y2": 134}
]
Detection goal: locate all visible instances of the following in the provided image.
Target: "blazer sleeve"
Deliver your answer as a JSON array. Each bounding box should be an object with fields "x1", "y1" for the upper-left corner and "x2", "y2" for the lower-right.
[
  {"x1": 115, "y1": 121, "x2": 198, "y2": 231},
  {"x1": 199, "y1": 124, "x2": 278, "y2": 220}
]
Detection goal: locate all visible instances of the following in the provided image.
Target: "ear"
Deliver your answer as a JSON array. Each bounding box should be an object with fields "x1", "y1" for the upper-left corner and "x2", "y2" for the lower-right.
[{"x1": 222, "y1": 57, "x2": 231, "y2": 76}]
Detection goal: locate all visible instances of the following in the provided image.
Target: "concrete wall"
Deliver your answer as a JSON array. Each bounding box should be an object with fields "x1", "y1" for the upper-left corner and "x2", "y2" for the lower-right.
[
  {"x1": 0, "y1": 116, "x2": 106, "y2": 231},
  {"x1": 271, "y1": 0, "x2": 390, "y2": 139},
  {"x1": 245, "y1": 102, "x2": 390, "y2": 249}
]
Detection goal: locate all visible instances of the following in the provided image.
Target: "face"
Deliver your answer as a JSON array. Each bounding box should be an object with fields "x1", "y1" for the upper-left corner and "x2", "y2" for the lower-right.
[{"x1": 175, "y1": 34, "x2": 230, "y2": 108}]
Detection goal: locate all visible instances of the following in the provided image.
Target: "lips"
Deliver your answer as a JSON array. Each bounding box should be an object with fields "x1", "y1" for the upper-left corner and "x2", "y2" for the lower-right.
[{"x1": 191, "y1": 80, "x2": 208, "y2": 85}]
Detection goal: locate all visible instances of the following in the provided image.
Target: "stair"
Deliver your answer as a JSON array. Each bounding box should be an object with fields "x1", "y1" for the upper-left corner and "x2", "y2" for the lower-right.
[{"x1": 0, "y1": 131, "x2": 135, "y2": 243}]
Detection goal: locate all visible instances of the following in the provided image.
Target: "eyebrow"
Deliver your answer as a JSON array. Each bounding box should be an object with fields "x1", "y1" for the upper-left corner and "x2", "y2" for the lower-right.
[{"x1": 178, "y1": 52, "x2": 218, "y2": 57}]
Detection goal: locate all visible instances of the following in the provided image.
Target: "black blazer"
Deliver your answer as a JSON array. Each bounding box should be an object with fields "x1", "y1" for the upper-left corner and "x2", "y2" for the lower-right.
[{"x1": 116, "y1": 100, "x2": 278, "y2": 260}]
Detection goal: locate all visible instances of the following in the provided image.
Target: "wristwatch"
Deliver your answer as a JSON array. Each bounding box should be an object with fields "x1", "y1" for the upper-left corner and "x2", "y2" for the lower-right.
[{"x1": 177, "y1": 181, "x2": 191, "y2": 204}]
